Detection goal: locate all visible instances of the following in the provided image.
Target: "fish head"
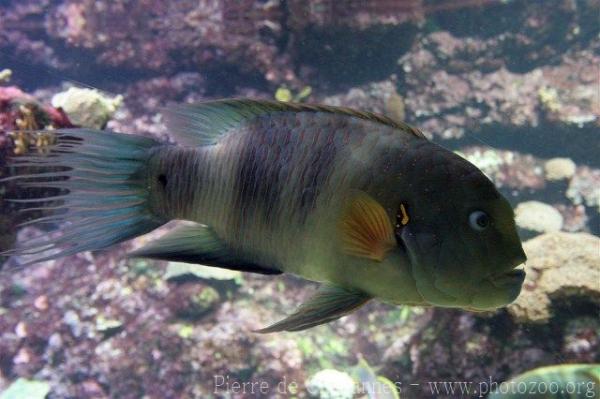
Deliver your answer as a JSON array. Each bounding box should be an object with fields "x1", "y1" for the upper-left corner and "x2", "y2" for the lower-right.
[{"x1": 395, "y1": 144, "x2": 526, "y2": 310}]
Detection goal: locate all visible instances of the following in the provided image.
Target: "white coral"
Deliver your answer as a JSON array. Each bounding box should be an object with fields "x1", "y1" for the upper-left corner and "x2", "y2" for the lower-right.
[{"x1": 52, "y1": 87, "x2": 123, "y2": 129}]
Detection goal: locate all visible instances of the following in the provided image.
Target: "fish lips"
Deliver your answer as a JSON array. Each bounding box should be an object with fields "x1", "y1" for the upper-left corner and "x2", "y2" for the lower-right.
[
  {"x1": 487, "y1": 248, "x2": 527, "y2": 292},
  {"x1": 469, "y1": 268, "x2": 526, "y2": 310},
  {"x1": 489, "y1": 268, "x2": 526, "y2": 289}
]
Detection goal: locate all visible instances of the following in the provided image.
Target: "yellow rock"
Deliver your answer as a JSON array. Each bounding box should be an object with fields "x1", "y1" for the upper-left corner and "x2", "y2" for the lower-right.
[
  {"x1": 515, "y1": 201, "x2": 563, "y2": 233},
  {"x1": 544, "y1": 157, "x2": 576, "y2": 181},
  {"x1": 508, "y1": 232, "x2": 600, "y2": 323}
]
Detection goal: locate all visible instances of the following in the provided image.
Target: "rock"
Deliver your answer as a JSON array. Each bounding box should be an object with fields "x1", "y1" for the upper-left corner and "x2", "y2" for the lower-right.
[
  {"x1": 0, "y1": 69, "x2": 11, "y2": 83},
  {"x1": 0, "y1": 378, "x2": 50, "y2": 399},
  {"x1": 515, "y1": 201, "x2": 563, "y2": 233},
  {"x1": 51, "y1": 87, "x2": 122, "y2": 129},
  {"x1": 306, "y1": 369, "x2": 356, "y2": 399},
  {"x1": 164, "y1": 262, "x2": 242, "y2": 283},
  {"x1": 544, "y1": 157, "x2": 576, "y2": 181},
  {"x1": 63, "y1": 310, "x2": 83, "y2": 338},
  {"x1": 321, "y1": 80, "x2": 399, "y2": 120},
  {"x1": 508, "y1": 232, "x2": 600, "y2": 323},
  {"x1": 556, "y1": 204, "x2": 589, "y2": 233},
  {"x1": 567, "y1": 166, "x2": 600, "y2": 212},
  {"x1": 95, "y1": 315, "x2": 124, "y2": 337},
  {"x1": 455, "y1": 147, "x2": 545, "y2": 190},
  {"x1": 166, "y1": 282, "x2": 221, "y2": 320},
  {"x1": 399, "y1": 12, "x2": 600, "y2": 155},
  {"x1": 562, "y1": 317, "x2": 600, "y2": 362}
]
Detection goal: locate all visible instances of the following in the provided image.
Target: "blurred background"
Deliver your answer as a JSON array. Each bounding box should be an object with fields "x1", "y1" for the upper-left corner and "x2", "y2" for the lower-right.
[{"x1": 0, "y1": 0, "x2": 598, "y2": 398}]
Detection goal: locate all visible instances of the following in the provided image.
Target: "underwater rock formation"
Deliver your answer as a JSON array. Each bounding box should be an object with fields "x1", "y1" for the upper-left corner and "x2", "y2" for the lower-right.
[
  {"x1": 544, "y1": 157, "x2": 576, "y2": 181},
  {"x1": 514, "y1": 201, "x2": 563, "y2": 234},
  {"x1": 5, "y1": 0, "x2": 597, "y2": 92},
  {"x1": 508, "y1": 232, "x2": 600, "y2": 323},
  {"x1": 320, "y1": 80, "x2": 400, "y2": 120},
  {"x1": 400, "y1": 33, "x2": 599, "y2": 140},
  {"x1": 455, "y1": 147, "x2": 546, "y2": 190},
  {"x1": 567, "y1": 166, "x2": 600, "y2": 212},
  {"x1": 0, "y1": 85, "x2": 73, "y2": 256},
  {"x1": 51, "y1": 87, "x2": 122, "y2": 129},
  {"x1": 2, "y1": 0, "x2": 293, "y2": 84}
]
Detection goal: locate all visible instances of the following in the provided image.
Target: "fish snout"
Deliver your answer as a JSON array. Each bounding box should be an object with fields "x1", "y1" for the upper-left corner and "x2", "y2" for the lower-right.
[
  {"x1": 493, "y1": 245, "x2": 527, "y2": 278},
  {"x1": 513, "y1": 247, "x2": 527, "y2": 268}
]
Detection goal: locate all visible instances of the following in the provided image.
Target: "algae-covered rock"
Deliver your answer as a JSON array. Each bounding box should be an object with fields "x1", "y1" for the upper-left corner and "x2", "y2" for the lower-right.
[
  {"x1": 51, "y1": 87, "x2": 122, "y2": 129},
  {"x1": 544, "y1": 157, "x2": 576, "y2": 181},
  {"x1": 0, "y1": 378, "x2": 50, "y2": 399},
  {"x1": 306, "y1": 369, "x2": 356, "y2": 399},
  {"x1": 515, "y1": 201, "x2": 563, "y2": 234},
  {"x1": 508, "y1": 232, "x2": 600, "y2": 323},
  {"x1": 166, "y1": 282, "x2": 221, "y2": 320}
]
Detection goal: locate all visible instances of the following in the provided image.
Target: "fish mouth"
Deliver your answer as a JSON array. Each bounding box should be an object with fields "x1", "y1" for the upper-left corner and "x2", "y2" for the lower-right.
[
  {"x1": 489, "y1": 268, "x2": 526, "y2": 288},
  {"x1": 469, "y1": 268, "x2": 526, "y2": 310}
]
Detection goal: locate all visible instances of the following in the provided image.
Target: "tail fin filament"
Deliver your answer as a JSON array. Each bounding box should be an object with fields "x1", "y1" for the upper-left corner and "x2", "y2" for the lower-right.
[{"x1": 2, "y1": 129, "x2": 165, "y2": 264}]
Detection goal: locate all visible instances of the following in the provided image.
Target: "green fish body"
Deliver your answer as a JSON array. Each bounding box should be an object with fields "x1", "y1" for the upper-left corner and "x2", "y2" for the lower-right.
[
  {"x1": 3, "y1": 99, "x2": 527, "y2": 332},
  {"x1": 487, "y1": 364, "x2": 600, "y2": 399}
]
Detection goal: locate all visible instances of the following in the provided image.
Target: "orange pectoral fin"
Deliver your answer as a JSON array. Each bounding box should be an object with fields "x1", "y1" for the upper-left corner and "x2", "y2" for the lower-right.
[{"x1": 338, "y1": 192, "x2": 396, "y2": 262}]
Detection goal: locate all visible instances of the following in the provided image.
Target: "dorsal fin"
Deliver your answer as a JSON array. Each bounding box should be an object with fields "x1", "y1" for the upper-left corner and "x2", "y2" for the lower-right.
[{"x1": 162, "y1": 98, "x2": 426, "y2": 147}]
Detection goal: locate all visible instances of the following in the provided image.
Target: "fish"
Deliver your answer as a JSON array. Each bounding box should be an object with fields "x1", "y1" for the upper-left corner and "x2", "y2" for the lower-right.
[
  {"x1": 1, "y1": 99, "x2": 527, "y2": 333},
  {"x1": 486, "y1": 364, "x2": 600, "y2": 399}
]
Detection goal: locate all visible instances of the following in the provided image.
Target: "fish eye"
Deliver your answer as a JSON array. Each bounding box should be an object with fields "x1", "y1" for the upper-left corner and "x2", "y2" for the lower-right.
[{"x1": 469, "y1": 210, "x2": 490, "y2": 231}]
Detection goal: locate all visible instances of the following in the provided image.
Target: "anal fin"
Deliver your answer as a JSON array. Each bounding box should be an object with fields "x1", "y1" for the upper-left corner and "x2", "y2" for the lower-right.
[
  {"x1": 130, "y1": 222, "x2": 281, "y2": 275},
  {"x1": 255, "y1": 285, "x2": 371, "y2": 333}
]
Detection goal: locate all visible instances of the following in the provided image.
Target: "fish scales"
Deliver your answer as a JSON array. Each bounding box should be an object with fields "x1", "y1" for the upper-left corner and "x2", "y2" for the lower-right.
[{"x1": 180, "y1": 111, "x2": 416, "y2": 270}]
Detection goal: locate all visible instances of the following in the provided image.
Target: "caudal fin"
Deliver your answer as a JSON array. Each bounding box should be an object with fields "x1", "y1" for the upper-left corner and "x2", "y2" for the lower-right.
[{"x1": 2, "y1": 129, "x2": 165, "y2": 264}]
